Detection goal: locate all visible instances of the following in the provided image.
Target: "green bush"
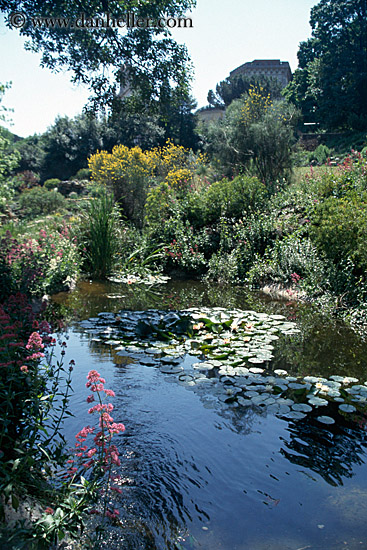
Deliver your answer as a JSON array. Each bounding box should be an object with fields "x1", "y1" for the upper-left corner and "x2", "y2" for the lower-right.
[
  {"x1": 308, "y1": 144, "x2": 332, "y2": 165},
  {"x1": 72, "y1": 168, "x2": 91, "y2": 180},
  {"x1": 144, "y1": 181, "x2": 176, "y2": 227},
  {"x1": 247, "y1": 235, "x2": 327, "y2": 292},
  {"x1": 309, "y1": 196, "x2": 367, "y2": 273},
  {"x1": 202, "y1": 175, "x2": 268, "y2": 224},
  {"x1": 17, "y1": 187, "x2": 67, "y2": 219},
  {"x1": 44, "y1": 178, "x2": 61, "y2": 190}
]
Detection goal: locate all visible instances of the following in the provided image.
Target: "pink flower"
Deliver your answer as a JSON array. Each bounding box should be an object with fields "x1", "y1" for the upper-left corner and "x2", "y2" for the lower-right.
[
  {"x1": 20, "y1": 365, "x2": 28, "y2": 373},
  {"x1": 44, "y1": 507, "x2": 54, "y2": 515},
  {"x1": 26, "y1": 332, "x2": 44, "y2": 351},
  {"x1": 87, "y1": 370, "x2": 101, "y2": 382},
  {"x1": 86, "y1": 448, "x2": 97, "y2": 458},
  {"x1": 87, "y1": 395, "x2": 95, "y2": 403},
  {"x1": 104, "y1": 389, "x2": 115, "y2": 397}
]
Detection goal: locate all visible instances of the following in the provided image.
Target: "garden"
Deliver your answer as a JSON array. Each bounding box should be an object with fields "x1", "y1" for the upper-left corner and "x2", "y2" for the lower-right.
[{"x1": 1, "y1": 0, "x2": 367, "y2": 547}]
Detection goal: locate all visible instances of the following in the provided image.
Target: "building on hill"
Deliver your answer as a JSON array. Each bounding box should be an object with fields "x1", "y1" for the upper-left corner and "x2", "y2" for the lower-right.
[{"x1": 230, "y1": 59, "x2": 292, "y2": 88}]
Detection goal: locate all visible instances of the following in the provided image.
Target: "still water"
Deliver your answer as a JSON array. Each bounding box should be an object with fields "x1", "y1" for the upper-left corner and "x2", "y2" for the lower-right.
[{"x1": 52, "y1": 280, "x2": 367, "y2": 550}]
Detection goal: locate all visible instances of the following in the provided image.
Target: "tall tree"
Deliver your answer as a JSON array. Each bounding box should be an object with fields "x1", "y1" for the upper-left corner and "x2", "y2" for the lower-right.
[
  {"x1": 0, "y1": 0, "x2": 196, "y2": 110},
  {"x1": 284, "y1": 0, "x2": 367, "y2": 130},
  {"x1": 201, "y1": 86, "x2": 298, "y2": 190},
  {"x1": 207, "y1": 74, "x2": 283, "y2": 109}
]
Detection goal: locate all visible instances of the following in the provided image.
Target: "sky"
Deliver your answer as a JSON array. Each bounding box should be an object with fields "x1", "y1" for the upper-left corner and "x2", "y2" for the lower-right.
[{"x1": 0, "y1": 0, "x2": 318, "y2": 138}]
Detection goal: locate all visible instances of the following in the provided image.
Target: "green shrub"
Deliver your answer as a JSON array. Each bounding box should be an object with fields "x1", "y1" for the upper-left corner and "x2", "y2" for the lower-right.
[
  {"x1": 72, "y1": 168, "x2": 91, "y2": 180},
  {"x1": 144, "y1": 182, "x2": 176, "y2": 227},
  {"x1": 159, "y1": 217, "x2": 210, "y2": 275},
  {"x1": 44, "y1": 178, "x2": 61, "y2": 190},
  {"x1": 247, "y1": 235, "x2": 327, "y2": 292},
  {"x1": 309, "y1": 196, "x2": 367, "y2": 272},
  {"x1": 202, "y1": 175, "x2": 268, "y2": 224},
  {"x1": 17, "y1": 187, "x2": 67, "y2": 219},
  {"x1": 308, "y1": 144, "x2": 332, "y2": 165},
  {"x1": 206, "y1": 249, "x2": 242, "y2": 283},
  {"x1": 12, "y1": 170, "x2": 39, "y2": 192}
]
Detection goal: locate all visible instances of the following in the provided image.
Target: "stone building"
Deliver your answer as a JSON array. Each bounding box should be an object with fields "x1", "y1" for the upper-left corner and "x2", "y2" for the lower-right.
[{"x1": 230, "y1": 59, "x2": 292, "y2": 88}]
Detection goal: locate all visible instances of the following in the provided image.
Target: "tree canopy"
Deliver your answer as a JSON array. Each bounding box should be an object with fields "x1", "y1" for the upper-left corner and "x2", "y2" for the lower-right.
[
  {"x1": 201, "y1": 85, "x2": 298, "y2": 190},
  {"x1": 284, "y1": 0, "x2": 367, "y2": 130},
  {"x1": 0, "y1": 0, "x2": 196, "y2": 110},
  {"x1": 207, "y1": 73, "x2": 283, "y2": 109}
]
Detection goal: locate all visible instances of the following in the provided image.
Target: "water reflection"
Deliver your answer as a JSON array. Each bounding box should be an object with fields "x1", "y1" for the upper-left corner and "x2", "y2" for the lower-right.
[
  {"x1": 280, "y1": 414, "x2": 367, "y2": 487},
  {"x1": 54, "y1": 281, "x2": 367, "y2": 549}
]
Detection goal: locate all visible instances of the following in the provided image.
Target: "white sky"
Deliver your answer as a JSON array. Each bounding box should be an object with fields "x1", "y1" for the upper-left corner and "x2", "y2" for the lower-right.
[{"x1": 0, "y1": 0, "x2": 317, "y2": 137}]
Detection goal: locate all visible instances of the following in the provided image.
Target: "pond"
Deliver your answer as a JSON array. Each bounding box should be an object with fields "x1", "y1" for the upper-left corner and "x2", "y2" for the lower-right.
[{"x1": 52, "y1": 280, "x2": 367, "y2": 550}]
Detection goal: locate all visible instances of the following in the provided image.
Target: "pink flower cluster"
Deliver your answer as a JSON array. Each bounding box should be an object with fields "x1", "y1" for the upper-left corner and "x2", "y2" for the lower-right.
[
  {"x1": 291, "y1": 272, "x2": 302, "y2": 285},
  {"x1": 67, "y1": 370, "x2": 125, "y2": 521}
]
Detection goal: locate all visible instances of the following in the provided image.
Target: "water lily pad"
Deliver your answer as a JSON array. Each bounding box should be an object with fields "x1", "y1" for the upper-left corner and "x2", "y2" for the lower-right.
[
  {"x1": 249, "y1": 366, "x2": 265, "y2": 373},
  {"x1": 339, "y1": 404, "x2": 356, "y2": 413},
  {"x1": 244, "y1": 390, "x2": 259, "y2": 398},
  {"x1": 248, "y1": 358, "x2": 265, "y2": 364},
  {"x1": 288, "y1": 382, "x2": 306, "y2": 390},
  {"x1": 308, "y1": 397, "x2": 328, "y2": 407},
  {"x1": 284, "y1": 411, "x2": 306, "y2": 420},
  {"x1": 160, "y1": 365, "x2": 183, "y2": 374},
  {"x1": 292, "y1": 403, "x2": 312, "y2": 413},
  {"x1": 317, "y1": 416, "x2": 335, "y2": 425},
  {"x1": 237, "y1": 396, "x2": 251, "y2": 407}
]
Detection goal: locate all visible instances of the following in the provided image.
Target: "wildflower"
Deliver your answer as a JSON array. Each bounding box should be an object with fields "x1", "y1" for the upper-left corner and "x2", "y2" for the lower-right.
[
  {"x1": 20, "y1": 365, "x2": 28, "y2": 373},
  {"x1": 44, "y1": 507, "x2": 54, "y2": 515},
  {"x1": 26, "y1": 332, "x2": 44, "y2": 351}
]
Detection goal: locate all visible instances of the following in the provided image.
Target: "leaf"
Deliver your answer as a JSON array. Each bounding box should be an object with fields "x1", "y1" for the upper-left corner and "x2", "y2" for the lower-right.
[{"x1": 11, "y1": 494, "x2": 19, "y2": 511}]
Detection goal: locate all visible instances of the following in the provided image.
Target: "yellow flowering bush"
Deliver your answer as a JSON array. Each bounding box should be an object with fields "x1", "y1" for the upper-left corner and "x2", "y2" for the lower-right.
[
  {"x1": 149, "y1": 139, "x2": 207, "y2": 179},
  {"x1": 241, "y1": 85, "x2": 272, "y2": 125},
  {"x1": 165, "y1": 168, "x2": 193, "y2": 194},
  {"x1": 88, "y1": 145, "x2": 155, "y2": 225},
  {"x1": 89, "y1": 140, "x2": 207, "y2": 226}
]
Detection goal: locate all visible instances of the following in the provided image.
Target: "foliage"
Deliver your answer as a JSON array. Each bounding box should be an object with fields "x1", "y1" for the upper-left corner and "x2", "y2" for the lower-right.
[
  {"x1": 0, "y1": 225, "x2": 81, "y2": 296},
  {"x1": 159, "y1": 218, "x2": 209, "y2": 274},
  {"x1": 150, "y1": 138, "x2": 206, "y2": 179},
  {"x1": 72, "y1": 168, "x2": 91, "y2": 181},
  {"x1": 78, "y1": 192, "x2": 121, "y2": 279},
  {"x1": 310, "y1": 196, "x2": 367, "y2": 273},
  {"x1": 308, "y1": 144, "x2": 332, "y2": 165},
  {"x1": 17, "y1": 187, "x2": 66, "y2": 219},
  {"x1": 89, "y1": 145, "x2": 155, "y2": 225},
  {"x1": 89, "y1": 140, "x2": 206, "y2": 226},
  {"x1": 201, "y1": 88, "x2": 298, "y2": 189},
  {"x1": 43, "y1": 178, "x2": 61, "y2": 190},
  {"x1": 144, "y1": 181, "x2": 176, "y2": 227},
  {"x1": 0, "y1": 86, "x2": 18, "y2": 211},
  {"x1": 0, "y1": 0, "x2": 196, "y2": 110},
  {"x1": 207, "y1": 73, "x2": 283, "y2": 108},
  {"x1": 41, "y1": 114, "x2": 104, "y2": 181},
  {"x1": 0, "y1": 296, "x2": 73, "y2": 540},
  {"x1": 284, "y1": 0, "x2": 367, "y2": 130},
  {"x1": 14, "y1": 134, "x2": 46, "y2": 175},
  {"x1": 247, "y1": 235, "x2": 327, "y2": 290},
  {"x1": 201, "y1": 175, "x2": 268, "y2": 224},
  {"x1": 12, "y1": 170, "x2": 40, "y2": 192}
]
